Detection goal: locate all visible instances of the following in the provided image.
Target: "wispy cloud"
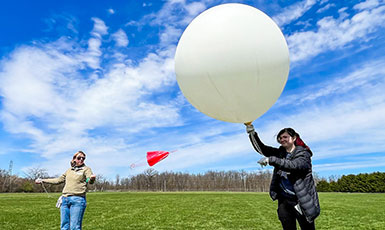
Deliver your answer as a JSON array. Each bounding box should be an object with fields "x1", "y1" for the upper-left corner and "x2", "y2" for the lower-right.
[
  {"x1": 276, "y1": 59, "x2": 385, "y2": 107},
  {"x1": 82, "y1": 17, "x2": 109, "y2": 69},
  {"x1": 0, "y1": 17, "x2": 180, "y2": 169},
  {"x1": 129, "y1": 0, "x2": 207, "y2": 48},
  {"x1": 91, "y1": 17, "x2": 108, "y2": 36},
  {"x1": 316, "y1": 3, "x2": 335, "y2": 13},
  {"x1": 288, "y1": 1, "x2": 385, "y2": 63},
  {"x1": 273, "y1": 0, "x2": 316, "y2": 26},
  {"x1": 108, "y1": 8, "x2": 115, "y2": 15},
  {"x1": 354, "y1": 0, "x2": 382, "y2": 10},
  {"x1": 112, "y1": 29, "x2": 129, "y2": 47},
  {"x1": 314, "y1": 156, "x2": 385, "y2": 173}
]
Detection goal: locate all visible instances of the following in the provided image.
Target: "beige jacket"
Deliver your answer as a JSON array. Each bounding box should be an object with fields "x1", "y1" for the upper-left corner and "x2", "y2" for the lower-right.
[{"x1": 42, "y1": 165, "x2": 94, "y2": 197}]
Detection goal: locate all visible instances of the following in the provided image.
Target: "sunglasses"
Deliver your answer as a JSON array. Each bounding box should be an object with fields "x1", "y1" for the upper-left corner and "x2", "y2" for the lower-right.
[{"x1": 77, "y1": 157, "x2": 85, "y2": 160}]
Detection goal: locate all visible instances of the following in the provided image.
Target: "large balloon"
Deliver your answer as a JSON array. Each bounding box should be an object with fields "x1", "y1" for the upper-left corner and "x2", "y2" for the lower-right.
[{"x1": 175, "y1": 3, "x2": 289, "y2": 123}]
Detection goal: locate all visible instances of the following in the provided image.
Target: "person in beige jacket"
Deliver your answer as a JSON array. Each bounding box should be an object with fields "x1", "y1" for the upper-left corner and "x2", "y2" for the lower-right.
[{"x1": 36, "y1": 151, "x2": 96, "y2": 230}]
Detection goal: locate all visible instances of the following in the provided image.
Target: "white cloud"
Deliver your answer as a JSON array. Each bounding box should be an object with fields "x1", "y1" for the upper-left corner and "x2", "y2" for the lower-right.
[
  {"x1": 135, "y1": 0, "x2": 207, "y2": 47},
  {"x1": 160, "y1": 25, "x2": 182, "y2": 45},
  {"x1": 276, "y1": 60, "x2": 385, "y2": 107},
  {"x1": 112, "y1": 29, "x2": 129, "y2": 47},
  {"x1": 80, "y1": 18, "x2": 110, "y2": 69},
  {"x1": 0, "y1": 25, "x2": 180, "y2": 172},
  {"x1": 288, "y1": 2, "x2": 385, "y2": 62},
  {"x1": 91, "y1": 17, "x2": 108, "y2": 37},
  {"x1": 273, "y1": 0, "x2": 316, "y2": 26},
  {"x1": 185, "y1": 1, "x2": 206, "y2": 16},
  {"x1": 314, "y1": 156, "x2": 385, "y2": 173},
  {"x1": 108, "y1": 8, "x2": 115, "y2": 14},
  {"x1": 0, "y1": 45, "x2": 81, "y2": 118},
  {"x1": 0, "y1": 2, "x2": 206, "y2": 177},
  {"x1": 353, "y1": 0, "x2": 380, "y2": 10},
  {"x1": 316, "y1": 3, "x2": 335, "y2": 13}
]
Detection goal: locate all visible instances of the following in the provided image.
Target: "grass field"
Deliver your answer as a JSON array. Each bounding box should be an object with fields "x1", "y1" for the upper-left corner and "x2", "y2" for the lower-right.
[{"x1": 1, "y1": 192, "x2": 384, "y2": 229}]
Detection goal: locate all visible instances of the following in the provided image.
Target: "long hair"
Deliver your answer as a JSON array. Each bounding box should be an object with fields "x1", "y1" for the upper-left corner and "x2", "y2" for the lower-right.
[
  {"x1": 277, "y1": 128, "x2": 312, "y2": 154},
  {"x1": 70, "y1": 151, "x2": 86, "y2": 167}
]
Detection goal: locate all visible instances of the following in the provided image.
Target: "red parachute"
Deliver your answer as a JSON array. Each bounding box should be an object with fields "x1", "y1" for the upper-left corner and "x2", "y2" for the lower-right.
[
  {"x1": 147, "y1": 151, "x2": 170, "y2": 166},
  {"x1": 130, "y1": 150, "x2": 174, "y2": 169}
]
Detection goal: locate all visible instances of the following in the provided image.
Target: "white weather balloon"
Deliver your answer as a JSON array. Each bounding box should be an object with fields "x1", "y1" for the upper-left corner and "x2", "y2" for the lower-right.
[{"x1": 175, "y1": 3, "x2": 289, "y2": 123}]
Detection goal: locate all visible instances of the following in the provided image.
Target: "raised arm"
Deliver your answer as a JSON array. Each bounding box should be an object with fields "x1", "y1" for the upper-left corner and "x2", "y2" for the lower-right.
[
  {"x1": 36, "y1": 173, "x2": 66, "y2": 185},
  {"x1": 245, "y1": 123, "x2": 280, "y2": 157}
]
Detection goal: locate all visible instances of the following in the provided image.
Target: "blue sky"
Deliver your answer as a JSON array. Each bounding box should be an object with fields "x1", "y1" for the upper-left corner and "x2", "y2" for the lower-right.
[{"x1": 1, "y1": 0, "x2": 385, "y2": 180}]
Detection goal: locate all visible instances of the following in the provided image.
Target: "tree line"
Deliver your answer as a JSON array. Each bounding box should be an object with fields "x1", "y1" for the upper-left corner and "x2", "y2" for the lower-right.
[
  {"x1": 0, "y1": 168, "x2": 272, "y2": 193},
  {"x1": 316, "y1": 172, "x2": 385, "y2": 193},
  {"x1": 1, "y1": 167, "x2": 384, "y2": 193}
]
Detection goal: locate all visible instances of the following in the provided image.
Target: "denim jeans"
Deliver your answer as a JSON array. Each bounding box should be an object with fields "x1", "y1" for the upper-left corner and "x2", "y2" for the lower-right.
[{"x1": 60, "y1": 196, "x2": 87, "y2": 230}]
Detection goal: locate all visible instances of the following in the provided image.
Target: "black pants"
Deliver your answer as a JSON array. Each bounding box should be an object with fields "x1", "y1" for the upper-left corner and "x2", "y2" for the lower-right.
[{"x1": 277, "y1": 199, "x2": 315, "y2": 230}]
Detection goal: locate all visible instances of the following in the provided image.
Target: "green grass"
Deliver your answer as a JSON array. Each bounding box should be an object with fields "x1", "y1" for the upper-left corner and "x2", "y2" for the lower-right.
[{"x1": 0, "y1": 192, "x2": 384, "y2": 229}]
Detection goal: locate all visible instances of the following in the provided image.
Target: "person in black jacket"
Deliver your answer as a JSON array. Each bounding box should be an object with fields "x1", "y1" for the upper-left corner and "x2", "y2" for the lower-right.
[{"x1": 245, "y1": 123, "x2": 320, "y2": 230}]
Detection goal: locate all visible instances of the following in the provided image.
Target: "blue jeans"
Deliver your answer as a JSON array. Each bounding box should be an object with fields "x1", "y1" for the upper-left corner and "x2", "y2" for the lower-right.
[{"x1": 60, "y1": 196, "x2": 87, "y2": 230}]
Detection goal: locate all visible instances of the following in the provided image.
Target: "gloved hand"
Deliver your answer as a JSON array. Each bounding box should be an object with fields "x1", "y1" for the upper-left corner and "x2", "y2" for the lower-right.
[
  {"x1": 35, "y1": 178, "x2": 43, "y2": 184},
  {"x1": 258, "y1": 157, "x2": 269, "y2": 167},
  {"x1": 244, "y1": 122, "x2": 255, "y2": 134}
]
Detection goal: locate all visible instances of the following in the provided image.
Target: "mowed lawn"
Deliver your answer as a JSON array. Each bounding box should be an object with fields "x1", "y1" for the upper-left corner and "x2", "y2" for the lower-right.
[{"x1": 0, "y1": 192, "x2": 384, "y2": 229}]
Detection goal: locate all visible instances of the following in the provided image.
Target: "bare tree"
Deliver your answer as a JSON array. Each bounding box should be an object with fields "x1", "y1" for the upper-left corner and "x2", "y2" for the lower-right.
[
  {"x1": 92, "y1": 174, "x2": 110, "y2": 191},
  {"x1": 144, "y1": 168, "x2": 158, "y2": 190},
  {"x1": 115, "y1": 174, "x2": 120, "y2": 189},
  {"x1": 0, "y1": 169, "x2": 9, "y2": 192},
  {"x1": 24, "y1": 167, "x2": 49, "y2": 180}
]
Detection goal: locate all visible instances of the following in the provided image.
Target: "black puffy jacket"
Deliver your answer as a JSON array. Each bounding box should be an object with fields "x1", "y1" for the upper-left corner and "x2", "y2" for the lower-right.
[{"x1": 249, "y1": 132, "x2": 320, "y2": 223}]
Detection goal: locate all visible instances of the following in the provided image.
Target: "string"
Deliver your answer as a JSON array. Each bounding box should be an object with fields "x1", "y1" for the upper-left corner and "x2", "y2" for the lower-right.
[{"x1": 41, "y1": 181, "x2": 51, "y2": 198}]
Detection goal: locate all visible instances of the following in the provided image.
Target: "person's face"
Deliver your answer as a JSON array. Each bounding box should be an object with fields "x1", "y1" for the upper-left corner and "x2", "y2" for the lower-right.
[
  {"x1": 75, "y1": 154, "x2": 86, "y2": 166},
  {"x1": 278, "y1": 132, "x2": 296, "y2": 149}
]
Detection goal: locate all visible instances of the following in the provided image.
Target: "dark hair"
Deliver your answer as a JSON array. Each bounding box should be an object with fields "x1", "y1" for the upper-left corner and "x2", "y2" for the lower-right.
[{"x1": 277, "y1": 128, "x2": 312, "y2": 154}]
